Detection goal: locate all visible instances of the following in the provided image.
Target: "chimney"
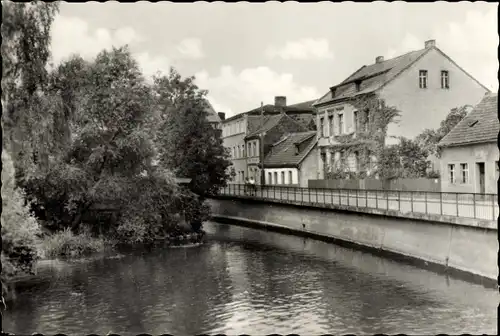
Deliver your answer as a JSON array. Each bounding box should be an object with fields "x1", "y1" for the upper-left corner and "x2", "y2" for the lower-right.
[
  {"x1": 375, "y1": 56, "x2": 384, "y2": 63},
  {"x1": 425, "y1": 39, "x2": 436, "y2": 49},
  {"x1": 217, "y1": 112, "x2": 226, "y2": 121},
  {"x1": 274, "y1": 96, "x2": 287, "y2": 107}
]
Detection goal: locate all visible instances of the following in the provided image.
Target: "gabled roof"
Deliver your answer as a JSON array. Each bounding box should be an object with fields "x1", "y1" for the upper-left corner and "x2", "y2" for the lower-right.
[
  {"x1": 289, "y1": 113, "x2": 315, "y2": 130},
  {"x1": 438, "y1": 93, "x2": 498, "y2": 148},
  {"x1": 313, "y1": 45, "x2": 489, "y2": 107},
  {"x1": 288, "y1": 99, "x2": 316, "y2": 110},
  {"x1": 314, "y1": 49, "x2": 429, "y2": 106},
  {"x1": 246, "y1": 113, "x2": 306, "y2": 139},
  {"x1": 264, "y1": 131, "x2": 317, "y2": 168},
  {"x1": 203, "y1": 100, "x2": 222, "y2": 123},
  {"x1": 223, "y1": 99, "x2": 315, "y2": 123}
]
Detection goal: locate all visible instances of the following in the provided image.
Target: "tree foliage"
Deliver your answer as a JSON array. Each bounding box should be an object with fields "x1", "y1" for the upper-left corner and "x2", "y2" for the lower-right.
[
  {"x1": 377, "y1": 137, "x2": 430, "y2": 179},
  {"x1": 22, "y1": 47, "x2": 187, "y2": 238},
  {"x1": 1, "y1": 150, "x2": 41, "y2": 295},
  {"x1": 2, "y1": 1, "x2": 60, "y2": 180},
  {"x1": 415, "y1": 105, "x2": 470, "y2": 157},
  {"x1": 154, "y1": 68, "x2": 232, "y2": 196}
]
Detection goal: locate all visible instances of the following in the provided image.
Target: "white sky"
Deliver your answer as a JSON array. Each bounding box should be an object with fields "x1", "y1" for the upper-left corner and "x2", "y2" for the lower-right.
[{"x1": 52, "y1": 1, "x2": 498, "y2": 117}]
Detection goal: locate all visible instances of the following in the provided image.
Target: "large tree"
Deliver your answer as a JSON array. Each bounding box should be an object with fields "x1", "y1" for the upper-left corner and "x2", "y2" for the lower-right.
[
  {"x1": 2, "y1": 1, "x2": 60, "y2": 179},
  {"x1": 154, "y1": 68, "x2": 232, "y2": 196},
  {"x1": 24, "y1": 46, "x2": 167, "y2": 236}
]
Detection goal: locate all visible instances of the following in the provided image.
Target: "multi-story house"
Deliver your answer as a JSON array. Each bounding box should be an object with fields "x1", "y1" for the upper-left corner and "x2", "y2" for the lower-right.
[
  {"x1": 262, "y1": 131, "x2": 318, "y2": 187},
  {"x1": 438, "y1": 93, "x2": 498, "y2": 194},
  {"x1": 313, "y1": 39, "x2": 490, "y2": 179},
  {"x1": 245, "y1": 111, "x2": 312, "y2": 183},
  {"x1": 221, "y1": 96, "x2": 315, "y2": 184}
]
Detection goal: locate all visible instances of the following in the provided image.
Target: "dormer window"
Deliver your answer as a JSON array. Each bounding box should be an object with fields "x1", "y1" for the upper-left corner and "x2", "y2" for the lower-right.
[
  {"x1": 355, "y1": 80, "x2": 361, "y2": 92},
  {"x1": 441, "y1": 70, "x2": 449, "y2": 89},
  {"x1": 294, "y1": 143, "x2": 299, "y2": 155},
  {"x1": 419, "y1": 70, "x2": 428, "y2": 89},
  {"x1": 330, "y1": 87, "x2": 337, "y2": 97}
]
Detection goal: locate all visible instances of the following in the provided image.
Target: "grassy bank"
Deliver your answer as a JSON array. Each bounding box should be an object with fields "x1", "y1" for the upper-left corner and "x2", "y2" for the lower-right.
[{"x1": 37, "y1": 228, "x2": 115, "y2": 259}]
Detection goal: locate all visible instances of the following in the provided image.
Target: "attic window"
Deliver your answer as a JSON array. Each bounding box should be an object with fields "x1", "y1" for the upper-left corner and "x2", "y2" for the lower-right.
[
  {"x1": 355, "y1": 80, "x2": 361, "y2": 92},
  {"x1": 330, "y1": 87, "x2": 337, "y2": 97},
  {"x1": 294, "y1": 144, "x2": 299, "y2": 155},
  {"x1": 468, "y1": 120, "x2": 478, "y2": 127}
]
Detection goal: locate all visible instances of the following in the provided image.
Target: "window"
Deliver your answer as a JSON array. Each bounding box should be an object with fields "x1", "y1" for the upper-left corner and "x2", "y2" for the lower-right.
[
  {"x1": 241, "y1": 171, "x2": 245, "y2": 181},
  {"x1": 354, "y1": 151, "x2": 360, "y2": 172},
  {"x1": 281, "y1": 172, "x2": 285, "y2": 185},
  {"x1": 319, "y1": 118, "x2": 324, "y2": 137},
  {"x1": 338, "y1": 113, "x2": 344, "y2": 134},
  {"x1": 274, "y1": 172, "x2": 278, "y2": 185},
  {"x1": 353, "y1": 111, "x2": 358, "y2": 132},
  {"x1": 448, "y1": 164, "x2": 455, "y2": 183},
  {"x1": 247, "y1": 143, "x2": 251, "y2": 156},
  {"x1": 335, "y1": 151, "x2": 341, "y2": 169},
  {"x1": 419, "y1": 70, "x2": 428, "y2": 89},
  {"x1": 364, "y1": 109, "x2": 370, "y2": 132},
  {"x1": 289, "y1": 171, "x2": 293, "y2": 185},
  {"x1": 241, "y1": 145, "x2": 244, "y2": 157},
  {"x1": 268, "y1": 172, "x2": 272, "y2": 184},
  {"x1": 328, "y1": 115, "x2": 334, "y2": 137},
  {"x1": 355, "y1": 80, "x2": 361, "y2": 92},
  {"x1": 441, "y1": 70, "x2": 449, "y2": 89},
  {"x1": 460, "y1": 163, "x2": 468, "y2": 184}
]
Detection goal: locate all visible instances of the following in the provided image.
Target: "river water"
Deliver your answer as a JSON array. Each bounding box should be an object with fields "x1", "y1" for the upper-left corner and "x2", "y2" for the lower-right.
[{"x1": 3, "y1": 221, "x2": 498, "y2": 335}]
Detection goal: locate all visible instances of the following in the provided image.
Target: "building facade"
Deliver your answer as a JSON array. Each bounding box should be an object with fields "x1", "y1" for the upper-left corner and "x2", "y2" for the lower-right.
[
  {"x1": 313, "y1": 39, "x2": 490, "y2": 179},
  {"x1": 438, "y1": 93, "x2": 498, "y2": 194},
  {"x1": 245, "y1": 111, "x2": 311, "y2": 184},
  {"x1": 221, "y1": 96, "x2": 315, "y2": 184},
  {"x1": 263, "y1": 131, "x2": 318, "y2": 188}
]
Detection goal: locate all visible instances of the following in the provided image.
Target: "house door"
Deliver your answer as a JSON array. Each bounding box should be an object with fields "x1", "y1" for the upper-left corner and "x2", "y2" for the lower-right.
[{"x1": 476, "y1": 162, "x2": 485, "y2": 194}]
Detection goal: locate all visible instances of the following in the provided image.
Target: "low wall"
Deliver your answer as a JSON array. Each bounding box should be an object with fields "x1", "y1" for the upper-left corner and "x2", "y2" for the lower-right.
[
  {"x1": 208, "y1": 197, "x2": 498, "y2": 285},
  {"x1": 309, "y1": 178, "x2": 441, "y2": 192}
]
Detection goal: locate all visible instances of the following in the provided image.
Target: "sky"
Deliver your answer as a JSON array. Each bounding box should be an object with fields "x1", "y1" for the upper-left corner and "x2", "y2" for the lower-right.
[{"x1": 51, "y1": 1, "x2": 498, "y2": 117}]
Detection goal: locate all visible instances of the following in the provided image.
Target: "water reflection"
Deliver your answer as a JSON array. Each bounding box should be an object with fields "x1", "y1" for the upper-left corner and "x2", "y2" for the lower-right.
[{"x1": 3, "y1": 221, "x2": 497, "y2": 335}]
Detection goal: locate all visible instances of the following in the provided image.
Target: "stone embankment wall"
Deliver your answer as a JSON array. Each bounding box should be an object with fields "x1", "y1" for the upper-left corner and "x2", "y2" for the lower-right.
[{"x1": 208, "y1": 197, "x2": 498, "y2": 284}]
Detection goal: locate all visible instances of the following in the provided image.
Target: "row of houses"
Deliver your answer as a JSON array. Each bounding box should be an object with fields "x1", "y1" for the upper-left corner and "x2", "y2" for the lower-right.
[{"x1": 208, "y1": 39, "x2": 498, "y2": 194}]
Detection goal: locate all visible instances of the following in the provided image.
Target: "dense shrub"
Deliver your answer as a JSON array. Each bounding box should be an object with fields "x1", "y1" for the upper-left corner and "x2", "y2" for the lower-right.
[
  {"x1": 1, "y1": 150, "x2": 41, "y2": 298},
  {"x1": 38, "y1": 228, "x2": 111, "y2": 258}
]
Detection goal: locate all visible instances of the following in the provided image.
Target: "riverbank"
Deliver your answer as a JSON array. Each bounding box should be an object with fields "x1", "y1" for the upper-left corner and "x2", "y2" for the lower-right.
[
  {"x1": 208, "y1": 198, "x2": 498, "y2": 288},
  {"x1": 2, "y1": 229, "x2": 207, "y2": 304}
]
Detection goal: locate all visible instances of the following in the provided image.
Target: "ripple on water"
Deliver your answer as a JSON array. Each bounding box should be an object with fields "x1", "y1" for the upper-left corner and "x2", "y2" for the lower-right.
[{"x1": 2, "y1": 222, "x2": 498, "y2": 335}]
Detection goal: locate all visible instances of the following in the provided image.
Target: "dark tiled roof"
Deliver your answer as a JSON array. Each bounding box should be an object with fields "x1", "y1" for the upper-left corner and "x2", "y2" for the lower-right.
[
  {"x1": 203, "y1": 99, "x2": 221, "y2": 123},
  {"x1": 264, "y1": 131, "x2": 317, "y2": 168},
  {"x1": 438, "y1": 93, "x2": 498, "y2": 147},
  {"x1": 314, "y1": 48, "x2": 429, "y2": 106},
  {"x1": 288, "y1": 99, "x2": 316, "y2": 110},
  {"x1": 224, "y1": 99, "x2": 315, "y2": 122},
  {"x1": 247, "y1": 114, "x2": 271, "y2": 134},
  {"x1": 289, "y1": 113, "x2": 315, "y2": 130},
  {"x1": 246, "y1": 114, "x2": 287, "y2": 138}
]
